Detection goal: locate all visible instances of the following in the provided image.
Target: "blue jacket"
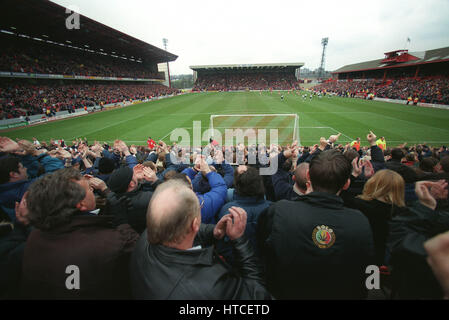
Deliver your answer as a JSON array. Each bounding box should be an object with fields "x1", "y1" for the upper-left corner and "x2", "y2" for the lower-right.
[
  {"x1": 160, "y1": 153, "x2": 189, "y2": 180},
  {"x1": 212, "y1": 162, "x2": 234, "y2": 188},
  {"x1": 271, "y1": 152, "x2": 295, "y2": 201},
  {"x1": 182, "y1": 169, "x2": 227, "y2": 224},
  {"x1": 216, "y1": 194, "x2": 271, "y2": 266},
  {"x1": 102, "y1": 149, "x2": 121, "y2": 168},
  {"x1": 19, "y1": 154, "x2": 64, "y2": 179},
  {"x1": 0, "y1": 180, "x2": 32, "y2": 221},
  {"x1": 0, "y1": 154, "x2": 64, "y2": 221},
  {"x1": 198, "y1": 172, "x2": 227, "y2": 224},
  {"x1": 188, "y1": 162, "x2": 234, "y2": 192}
]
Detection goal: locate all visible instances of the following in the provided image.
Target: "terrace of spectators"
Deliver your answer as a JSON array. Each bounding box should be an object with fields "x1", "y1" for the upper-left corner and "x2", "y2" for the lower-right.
[
  {"x1": 0, "y1": 0, "x2": 180, "y2": 120},
  {"x1": 332, "y1": 47, "x2": 449, "y2": 80},
  {"x1": 190, "y1": 63, "x2": 304, "y2": 91}
]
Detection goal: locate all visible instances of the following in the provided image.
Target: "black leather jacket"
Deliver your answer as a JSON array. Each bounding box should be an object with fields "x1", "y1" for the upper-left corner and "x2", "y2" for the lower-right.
[{"x1": 130, "y1": 224, "x2": 272, "y2": 300}]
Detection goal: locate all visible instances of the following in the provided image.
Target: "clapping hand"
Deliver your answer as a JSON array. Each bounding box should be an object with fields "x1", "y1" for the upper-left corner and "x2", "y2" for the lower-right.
[
  {"x1": 142, "y1": 166, "x2": 157, "y2": 183},
  {"x1": 0, "y1": 137, "x2": 21, "y2": 153},
  {"x1": 415, "y1": 180, "x2": 448, "y2": 210}
]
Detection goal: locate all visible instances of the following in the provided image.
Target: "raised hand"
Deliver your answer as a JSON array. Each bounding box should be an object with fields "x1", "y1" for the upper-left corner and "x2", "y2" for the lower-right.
[
  {"x1": 199, "y1": 157, "x2": 211, "y2": 175},
  {"x1": 133, "y1": 164, "x2": 145, "y2": 180},
  {"x1": 351, "y1": 157, "x2": 363, "y2": 178},
  {"x1": 114, "y1": 140, "x2": 130, "y2": 155},
  {"x1": 362, "y1": 157, "x2": 375, "y2": 178},
  {"x1": 424, "y1": 231, "x2": 449, "y2": 299},
  {"x1": 213, "y1": 148, "x2": 224, "y2": 164},
  {"x1": 329, "y1": 133, "x2": 341, "y2": 144},
  {"x1": 87, "y1": 176, "x2": 108, "y2": 192},
  {"x1": 142, "y1": 166, "x2": 157, "y2": 182},
  {"x1": 319, "y1": 137, "x2": 328, "y2": 150},
  {"x1": 429, "y1": 180, "x2": 449, "y2": 200},
  {"x1": 57, "y1": 147, "x2": 72, "y2": 159},
  {"x1": 15, "y1": 191, "x2": 30, "y2": 226},
  {"x1": 0, "y1": 136, "x2": 21, "y2": 153},
  {"x1": 367, "y1": 131, "x2": 377, "y2": 146},
  {"x1": 225, "y1": 207, "x2": 247, "y2": 241},
  {"x1": 415, "y1": 181, "x2": 438, "y2": 210},
  {"x1": 17, "y1": 139, "x2": 37, "y2": 155},
  {"x1": 214, "y1": 213, "x2": 229, "y2": 240}
]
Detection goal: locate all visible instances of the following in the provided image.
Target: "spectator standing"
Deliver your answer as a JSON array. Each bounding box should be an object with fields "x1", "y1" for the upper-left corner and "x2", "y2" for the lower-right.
[{"x1": 257, "y1": 150, "x2": 375, "y2": 299}]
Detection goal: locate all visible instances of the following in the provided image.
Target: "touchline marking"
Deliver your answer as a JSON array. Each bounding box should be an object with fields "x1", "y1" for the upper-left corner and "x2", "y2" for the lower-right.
[
  {"x1": 72, "y1": 112, "x2": 152, "y2": 139},
  {"x1": 327, "y1": 126, "x2": 355, "y2": 141}
]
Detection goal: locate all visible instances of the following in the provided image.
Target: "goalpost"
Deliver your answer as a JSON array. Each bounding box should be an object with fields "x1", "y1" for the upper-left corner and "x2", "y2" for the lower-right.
[{"x1": 209, "y1": 113, "x2": 300, "y2": 146}]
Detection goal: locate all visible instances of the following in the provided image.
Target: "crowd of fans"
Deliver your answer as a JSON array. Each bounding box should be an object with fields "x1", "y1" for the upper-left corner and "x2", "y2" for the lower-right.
[
  {"x1": 0, "y1": 80, "x2": 179, "y2": 119},
  {"x1": 1, "y1": 131, "x2": 448, "y2": 300},
  {"x1": 313, "y1": 77, "x2": 449, "y2": 105},
  {"x1": 193, "y1": 72, "x2": 301, "y2": 91},
  {"x1": 0, "y1": 37, "x2": 163, "y2": 79}
]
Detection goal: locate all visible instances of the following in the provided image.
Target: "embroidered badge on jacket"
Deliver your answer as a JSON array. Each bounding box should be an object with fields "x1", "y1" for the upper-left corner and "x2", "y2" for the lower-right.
[{"x1": 312, "y1": 225, "x2": 336, "y2": 249}]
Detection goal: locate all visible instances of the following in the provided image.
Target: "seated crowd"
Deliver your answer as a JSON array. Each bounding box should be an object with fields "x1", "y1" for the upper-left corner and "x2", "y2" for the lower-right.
[
  {"x1": 0, "y1": 81, "x2": 179, "y2": 119},
  {"x1": 0, "y1": 132, "x2": 448, "y2": 299},
  {"x1": 193, "y1": 72, "x2": 301, "y2": 91},
  {"x1": 0, "y1": 37, "x2": 163, "y2": 79},
  {"x1": 313, "y1": 77, "x2": 449, "y2": 105}
]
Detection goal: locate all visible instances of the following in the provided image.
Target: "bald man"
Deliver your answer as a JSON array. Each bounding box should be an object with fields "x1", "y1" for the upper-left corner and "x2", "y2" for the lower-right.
[
  {"x1": 130, "y1": 180, "x2": 272, "y2": 299},
  {"x1": 272, "y1": 153, "x2": 310, "y2": 201}
]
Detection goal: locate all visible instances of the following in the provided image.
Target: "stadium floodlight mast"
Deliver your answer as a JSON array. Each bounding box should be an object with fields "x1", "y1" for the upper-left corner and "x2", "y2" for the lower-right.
[
  {"x1": 318, "y1": 37, "x2": 329, "y2": 79},
  {"x1": 162, "y1": 38, "x2": 171, "y2": 88}
]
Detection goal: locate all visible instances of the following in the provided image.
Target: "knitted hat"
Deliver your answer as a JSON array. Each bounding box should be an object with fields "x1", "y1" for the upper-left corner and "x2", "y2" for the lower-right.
[{"x1": 107, "y1": 167, "x2": 133, "y2": 194}]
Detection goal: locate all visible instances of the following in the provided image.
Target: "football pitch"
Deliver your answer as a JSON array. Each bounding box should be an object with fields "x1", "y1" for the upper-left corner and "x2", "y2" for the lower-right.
[{"x1": 3, "y1": 91, "x2": 449, "y2": 147}]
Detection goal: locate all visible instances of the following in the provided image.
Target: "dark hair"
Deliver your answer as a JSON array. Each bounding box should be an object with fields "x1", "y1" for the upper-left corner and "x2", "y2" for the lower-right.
[
  {"x1": 26, "y1": 168, "x2": 86, "y2": 231},
  {"x1": 419, "y1": 157, "x2": 438, "y2": 173},
  {"x1": 0, "y1": 156, "x2": 20, "y2": 184},
  {"x1": 309, "y1": 150, "x2": 352, "y2": 194},
  {"x1": 234, "y1": 166, "x2": 265, "y2": 198},
  {"x1": 405, "y1": 153, "x2": 415, "y2": 162},
  {"x1": 343, "y1": 149, "x2": 359, "y2": 163},
  {"x1": 142, "y1": 161, "x2": 157, "y2": 171},
  {"x1": 281, "y1": 158, "x2": 293, "y2": 172},
  {"x1": 163, "y1": 170, "x2": 177, "y2": 181},
  {"x1": 391, "y1": 148, "x2": 404, "y2": 161},
  {"x1": 440, "y1": 155, "x2": 449, "y2": 173},
  {"x1": 98, "y1": 157, "x2": 115, "y2": 174}
]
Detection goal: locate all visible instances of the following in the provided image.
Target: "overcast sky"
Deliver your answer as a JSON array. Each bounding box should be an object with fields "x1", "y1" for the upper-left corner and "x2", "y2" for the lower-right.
[{"x1": 51, "y1": 0, "x2": 449, "y2": 75}]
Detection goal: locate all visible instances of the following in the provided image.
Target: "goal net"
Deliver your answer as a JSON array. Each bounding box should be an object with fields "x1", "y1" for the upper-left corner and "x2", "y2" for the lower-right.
[{"x1": 209, "y1": 113, "x2": 300, "y2": 147}]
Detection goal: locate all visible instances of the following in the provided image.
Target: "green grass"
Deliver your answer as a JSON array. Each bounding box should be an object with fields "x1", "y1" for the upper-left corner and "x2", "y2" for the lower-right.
[{"x1": 2, "y1": 91, "x2": 449, "y2": 147}]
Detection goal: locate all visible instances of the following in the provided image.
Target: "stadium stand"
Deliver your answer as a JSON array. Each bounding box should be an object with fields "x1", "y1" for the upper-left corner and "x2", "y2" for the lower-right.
[
  {"x1": 313, "y1": 77, "x2": 449, "y2": 105},
  {"x1": 191, "y1": 63, "x2": 304, "y2": 91},
  {"x1": 313, "y1": 47, "x2": 449, "y2": 105},
  {"x1": 0, "y1": 0, "x2": 179, "y2": 120},
  {"x1": 1, "y1": 0, "x2": 449, "y2": 302},
  {"x1": 0, "y1": 79, "x2": 178, "y2": 119}
]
